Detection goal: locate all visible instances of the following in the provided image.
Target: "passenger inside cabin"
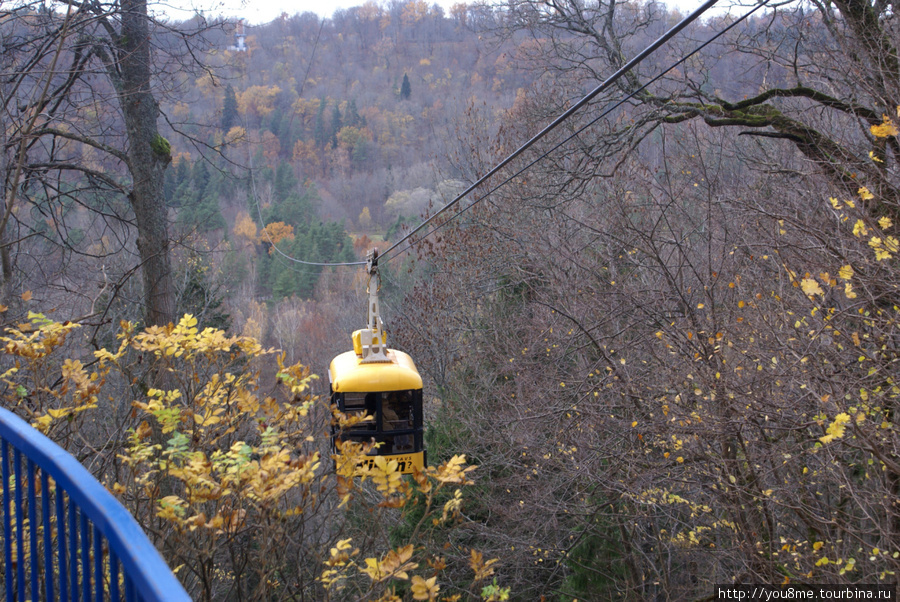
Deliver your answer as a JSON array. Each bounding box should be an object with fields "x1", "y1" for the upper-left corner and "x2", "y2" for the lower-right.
[{"x1": 382, "y1": 392, "x2": 413, "y2": 452}]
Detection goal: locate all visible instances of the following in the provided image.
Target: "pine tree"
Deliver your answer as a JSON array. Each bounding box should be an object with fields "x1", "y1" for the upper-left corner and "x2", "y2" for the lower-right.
[
  {"x1": 330, "y1": 104, "x2": 342, "y2": 149},
  {"x1": 274, "y1": 161, "x2": 297, "y2": 203},
  {"x1": 347, "y1": 99, "x2": 362, "y2": 128},
  {"x1": 192, "y1": 160, "x2": 210, "y2": 201},
  {"x1": 175, "y1": 157, "x2": 190, "y2": 186},
  {"x1": 164, "y1": 165, "x2": 177, "y2": 205},
  {"x1": 222, "y1": 84, "x2": 238, "y2": 132},
  {"x1": 400, "y1": 73, "x2": 411, "y2": 100},
  {"x1": 314, "y1": 98, "x2": 327, "y2": 148}
]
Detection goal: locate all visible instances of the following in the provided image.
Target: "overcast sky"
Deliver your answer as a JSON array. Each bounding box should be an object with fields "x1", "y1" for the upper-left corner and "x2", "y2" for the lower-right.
[{"x1": 161, "y1": 0, "x2": 732, "y2": 27}]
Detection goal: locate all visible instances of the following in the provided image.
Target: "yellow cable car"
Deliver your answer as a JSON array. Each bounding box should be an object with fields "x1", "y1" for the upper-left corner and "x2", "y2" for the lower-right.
[{"x1": 329, "y1": 251, "x2": 426, "y2": 474}]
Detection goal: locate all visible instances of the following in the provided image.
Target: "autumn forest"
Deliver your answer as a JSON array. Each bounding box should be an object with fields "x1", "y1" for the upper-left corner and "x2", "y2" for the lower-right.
[{"x1": 2, "y1": 0, "x2": 900, "y2": 599}]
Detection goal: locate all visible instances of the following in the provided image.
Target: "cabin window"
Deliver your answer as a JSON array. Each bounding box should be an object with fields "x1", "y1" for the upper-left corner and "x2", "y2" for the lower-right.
[
  {"x1": 340, "y1": 392, "x2": 375, "y2": 430},
  {"x1": 379, "y1": 390, "x2": 417, "y2": 454},
  {"x1": 381, "y1": 391, "x2": 414, "y2": 431},
  {"x1": 332, "y1": 389, "x2": 422, "y2": 456}
]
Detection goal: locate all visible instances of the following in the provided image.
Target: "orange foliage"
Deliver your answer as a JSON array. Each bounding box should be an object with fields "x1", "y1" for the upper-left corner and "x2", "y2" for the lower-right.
[
  {"x1": 260, "y1": 221, "x2": 295, "y2": 253},
  {"x1": 237, "y1": 85, "x2": 281, "y2": 119},
  {"x1": 292, "y1": 139, "x2": 320, "y2": 168},
  {"x1": 353, "y1": 234, "x2": 373, "y2": 257}
]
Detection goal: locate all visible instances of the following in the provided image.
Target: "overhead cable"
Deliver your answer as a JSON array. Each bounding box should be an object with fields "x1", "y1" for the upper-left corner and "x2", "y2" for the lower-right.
[
  {"x1": 382, "y1": 0, "x2": 771, "y2": 262},
  {"x1": 379, "y1": 0, "x2": 726, "y2": 263}
]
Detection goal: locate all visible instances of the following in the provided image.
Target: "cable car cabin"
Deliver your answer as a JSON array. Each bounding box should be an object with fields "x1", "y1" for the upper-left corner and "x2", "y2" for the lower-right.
[{"x1": 329, "y1": 334, "x2": 426, "y2": 474}]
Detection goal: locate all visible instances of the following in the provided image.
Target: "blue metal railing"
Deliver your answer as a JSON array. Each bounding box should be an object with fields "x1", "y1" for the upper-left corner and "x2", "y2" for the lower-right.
[{"x1": 0, "y1": 406, "x2": 191, "y2": 601}]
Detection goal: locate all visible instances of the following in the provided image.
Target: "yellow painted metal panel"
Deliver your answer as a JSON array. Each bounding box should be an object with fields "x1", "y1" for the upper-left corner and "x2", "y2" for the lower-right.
[
  {"x1": 329, "y1": 349, "x2": 423, "y2": 393},
  {"x1": 352, "y1": 330, "x2": 363, "y2": 355},
  {"x1": 357, "y1": 451, "x2": 425, "y2": 475}
]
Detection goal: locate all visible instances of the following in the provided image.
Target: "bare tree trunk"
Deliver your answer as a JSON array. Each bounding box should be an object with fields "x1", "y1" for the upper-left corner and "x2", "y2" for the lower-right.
[{"x1": 117, "y1": 0, "x2": 175, "y2": 327}]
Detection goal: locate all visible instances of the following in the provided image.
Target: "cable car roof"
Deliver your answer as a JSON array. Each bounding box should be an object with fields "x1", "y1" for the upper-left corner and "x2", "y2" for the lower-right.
[{"x1": 329, "y1": 349, "x2": 423, "y2": 393}]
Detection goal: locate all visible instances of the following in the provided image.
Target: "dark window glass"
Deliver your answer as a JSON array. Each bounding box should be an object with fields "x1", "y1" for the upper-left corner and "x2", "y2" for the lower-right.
[
  {"x1": 381, "y1": 390, "x2": 415, "y2": 453},
  {"x1": 381, "y1": 391, "x2": 414, "y2": 431},
  {"x1": 333, "y1": 389, "x2": 422, "y2": 457},
  {"x1": 341, "y1": 392, "x2": 375, "y2": 431}
]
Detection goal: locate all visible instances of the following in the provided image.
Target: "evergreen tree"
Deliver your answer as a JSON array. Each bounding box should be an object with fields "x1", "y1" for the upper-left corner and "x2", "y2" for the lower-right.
[
  {"x1": 164, "y1": 165, "x2": 177, "y2": 205},
  {"x1": 263, "y1": 174, "x2": 315, "y2": 226},
  {"x1": 330, "y1": 104, "x2": 342, "y2": 149},
  {"x1": 268, "y1": 107, "x2": 284, "y2": 141},
  {"x1": 175, "y1": 157, "x2": 191, "y2": 188},
  {"x1": 314, "y1": 98, "x2": 327, "y2": 148},
  {"x1": 192, "y1": 189, "x2": 227, "y2": 232},
  {"x1": 177, "y1": 171, "x2": 226, "y2": 233},
  {"x1": 272, "y1": 267, "x2": 299, "y2": 300},
  {"x1": 192, "y1": 160, "x2": 211, "y2": 199},
  {"x1": 279, "y1": 189, "x2": 314, "y2": 225},
  {"x1": 400, "y1": 73, "x2": 411, "y2": 100},
  {"x1": 347, "y1": 99, "x2": 362, "y2": 128},
  {"x1": 352, "y1": 137, "x2": 371, "y2": 168},
  {"x1": 263, "y1": 217, "x2": 354, "y2": 301},
  {"x1": 274, "y1": 161, "x2": 297, "y2": 203},
  {"x1": 222, "y1": 84, "x2": 238, "y2": 132},
  {"x1": 256, "y1": 250, "x2": 275, "y2": 297},
  {"x1": 221, "y1": 245, "x2": 249, "y2": 292},
  {"x1": 169, "y1": 159, "x2": 192, "y2": 208}
]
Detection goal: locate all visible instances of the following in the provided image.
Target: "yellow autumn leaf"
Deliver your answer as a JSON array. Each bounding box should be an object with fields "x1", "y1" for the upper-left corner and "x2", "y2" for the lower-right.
[
  {"x1": 838, "y1": 265, "x2": 854, "y2": 280},
  {"x1": 879, "y1": 216, "x2": 893, "y2": 229},
  {"x1": 820, "y1": 413, "x2": 851, "y2": 444},
  {"x1": 411, "y1": 575, "x2": 439, "y2": 601},
  {"x1": 360, "y1": 557, "x2": 385, "y2": 581},
  {"x1": 800, "y1": 278, "x2": 824, "y2": 297},
  {"x1": 840, "y1": 557, "x2": 857, "y2": 575},
  {"x1": 469, "y1": 549, "x2": 499, "y2": 582},
  {"x1": 432, "y1": 454, "x2": 476, "y2": 484},
  {"x1": 33, "y1": 414, "x2": 52, "y2": 432},
  {"x1": 368, "y1": 455, "x2": 404, "y2": 494},
  {"x1": 869, "y1": 235, "x2": 899, "y2": 261},
  {"x1": 845, "y1": 282, "x2": 857, "y2": 299},
  {"x1": 440, "y1": 488, "x2": 464, "y2": 524},
  {"x1": 813, "y1": 541, "x2": 824, "y2": 551},
  {"x1": 853, "y1": 219, "x2": 869, "y2": 237},
  {"x1": 157, "y1": 495, "x2": 187, "y2": 522},
  {"x1": 333, "y1": 538, "x2": 353, "y2": 553},
  {"x1": 829, "y1": 197, "x2": 842, "y2": 209},
  {"x1": 869, "y1": 150, "x2": 884, "y2": 163},
  {"x1": 870, "y1": 115, "x2": 899, "y2": 138},
  {"x1": 378, "y1": 544, "x2": 417, "y2": 580}
]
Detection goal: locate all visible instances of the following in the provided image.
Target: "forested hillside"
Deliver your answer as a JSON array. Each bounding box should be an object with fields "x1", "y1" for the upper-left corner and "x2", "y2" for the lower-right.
[{"x1": 2, "y1": 0, "x2": 900, "y2": 599}]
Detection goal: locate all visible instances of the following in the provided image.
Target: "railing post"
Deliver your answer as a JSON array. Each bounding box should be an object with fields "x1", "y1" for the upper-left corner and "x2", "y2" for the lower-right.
[
  {"x1": 14, "y1": 448, "x2": 24, "y2": 602},
  {"x1": 41, "y1": 470, "x2": 53, "y2": 602},
  {"x1": 27, "y1": 460, "x2": 38, "y2": 601},
  {"x1": 2, "y1": 440, "x2": 12, "y2": 602},
  {"x1": 0, "y1": 407, "x2": 190, "y2": 601}
]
